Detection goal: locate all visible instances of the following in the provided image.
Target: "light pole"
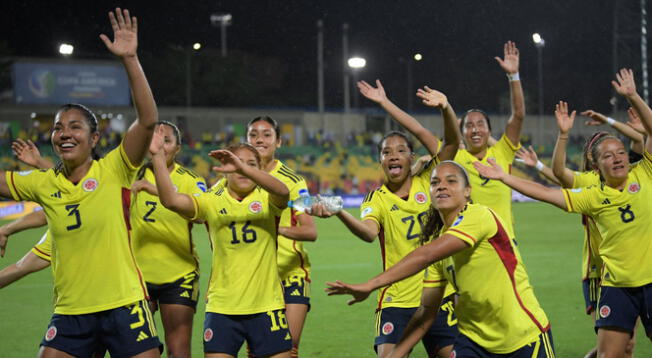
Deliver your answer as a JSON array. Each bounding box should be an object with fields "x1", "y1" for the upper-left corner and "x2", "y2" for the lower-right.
[
  {"x1": 348, "y1": 57, "x2": 366, "y2": 109},
  {"x1": 211, "y1": 13, "x2": 232, "y2": 58},
  {"x1": 532, "y1": 33, "x2": 545, "y2": 144},
  {"x1": 342, "y1": 23, "x2": 350, "y2": 113}
]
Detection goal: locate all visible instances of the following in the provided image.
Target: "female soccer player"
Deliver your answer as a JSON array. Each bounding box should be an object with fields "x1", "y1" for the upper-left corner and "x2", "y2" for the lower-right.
[
  {"x1": 473, "y1": 68, "x2": 652, "y2": 358},
  {"x1": 0, "y1": 8, "x2": 161, "y2": 357},
  {"x1": 359, "y1": 41, "x2": 525, "y2": 238},
  {"x1": 326, "y1": 161, "x2": 554, "y2": 357},
  {"x1": 149, "y1": 127, "x2": 291, "y2": 358},
  {"x1": 243, "y1": 117, "x2": 317, "y2": 358},
  {"x1": 549, "y1": 102, "x2": 645, "y2": 358},
  {"x1": 311, "y1": 87, "x2": 461, "y2": 358}
]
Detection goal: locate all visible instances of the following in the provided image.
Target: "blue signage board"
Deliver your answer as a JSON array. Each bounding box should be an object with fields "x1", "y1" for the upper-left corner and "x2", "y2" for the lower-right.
[{"x1": 12, "y1": 61, "x2": 131, "y2": 106}]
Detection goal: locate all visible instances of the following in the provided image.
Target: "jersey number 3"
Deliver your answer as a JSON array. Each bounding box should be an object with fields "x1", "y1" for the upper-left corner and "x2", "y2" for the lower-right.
[{"x1": 65, "y1": 204, "x2": 82, "y2": 231}]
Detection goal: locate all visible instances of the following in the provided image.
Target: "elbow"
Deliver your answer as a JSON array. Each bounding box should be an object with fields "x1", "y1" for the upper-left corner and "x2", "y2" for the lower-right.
[{"x1": 305, "y1": 227, "x2": 318, "y2": 241}]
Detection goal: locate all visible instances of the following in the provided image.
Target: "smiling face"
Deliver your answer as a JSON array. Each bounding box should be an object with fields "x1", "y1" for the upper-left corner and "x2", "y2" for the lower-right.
[
  {"x1": 593, "y1": 138, "x2": 630, "y2": 183},
  {"x1": 51, "y1": 108, "x2": 99, "y2": 165},
  {"x1": 462, "y1": 111, "x2": 491, "y2": 153},
  {"x1": 226, "y1": 146, "x2": 261, "y2": 195},
  {"x1": 430, "y1": 162, "x2": 471, "y2": 212},
  {"x1": 247, "y1": 119, "x2": 280, "y2": 162},
  {"x1": 379, "y1": 135, "x2": 414, "y2": 185}
]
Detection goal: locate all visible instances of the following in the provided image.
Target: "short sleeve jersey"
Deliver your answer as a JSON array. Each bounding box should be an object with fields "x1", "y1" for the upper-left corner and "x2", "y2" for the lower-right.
[
  {"x1": 192, "y1": 185, "x2": 285, "y2": 314},
  {"x1": 360, "y1": 159, "x2": 437, "y2": 310},
  {"x1": 31, "y1": 231, "x2": 52, "y2": 262},
  {"x1": 563, "y1": 151, "x2": 652, "y2": 287},
  {"x1": 572, "y1": 171, "x2": 603, "y2": 280},
  {"x1": 424, "y1": 204, "x2": 549, "y2": 354},
  {"x1": 131, "y1": 164, "x2": 206, "y2": 285},
  {"x1": 269, "y1": 160, "x2": 312, "y2": 280},
  {"x1": 6, "y1": 144, "x2": 146, "y2": 315},
  {"x1": 454, "y1": 134, "x2": 520, "y2": 237}
]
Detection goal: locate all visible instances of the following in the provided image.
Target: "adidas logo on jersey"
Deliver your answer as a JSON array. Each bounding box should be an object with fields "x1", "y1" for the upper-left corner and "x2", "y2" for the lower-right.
[
  {"x1": 136, "y1": 331, "x2": 149, "y2": 342},
  {"x1": 390, "y1": 204, "x2": 399, "y2": 211},
  {"x1": 602, "y1": 198, "x2": 611, "y2": 205},
  {"x1": 180, "y1": 291, "x2": 190, "y2": 298},
  {"x1": 290, "y1": 289, "x2": 301, "y2": 296},
  {"x1": 219, "y1": 208, "x2": 227, "y2": 214},
  {"x1": 50, "y1": 191, "x2": 61, "y2": 198}
]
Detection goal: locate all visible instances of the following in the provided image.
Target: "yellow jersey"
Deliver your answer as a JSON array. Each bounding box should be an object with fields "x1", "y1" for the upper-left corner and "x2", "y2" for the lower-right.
[
  {"x1": 572, "y1": 171, "x2": 603, "y2": 280},
  {"x1": 31, "y1": 231, "x2": 52, "y2": 262},
  {"x1": 425, "y1": 204, "x2": 549, "y2": 354},
  {"x1": 7, "y1": 144, "x2": 146, "y2": 314},
  {"x1": 454, "y1": 134, "x2": 520, "y2": 237},
  {"x1": 360, "y1": 159, "x2": 436, "y2": 310},
  {"x1": 269, "y1": 161, "x2": 312, "y2": 281},
  {"x1": 563, "y1": 151, "x2": 652, "y2": 287},
  {"x1": 191, "y1": 185, "x2": 285, "y2": 314},
  {"x1": 131, "y1": 164, "x2": 206, "y2": 284}
]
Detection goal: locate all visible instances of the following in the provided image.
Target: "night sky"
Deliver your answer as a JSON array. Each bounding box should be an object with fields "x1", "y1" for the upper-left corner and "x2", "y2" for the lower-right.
[{"x1": 1, "y1": 1, "x2": 647, "y2": 114}]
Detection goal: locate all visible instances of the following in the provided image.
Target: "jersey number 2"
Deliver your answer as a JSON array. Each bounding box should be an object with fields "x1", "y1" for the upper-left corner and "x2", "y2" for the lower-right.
[{"x1": 143, "y1": 201, "x2": 157, "y2": 222}]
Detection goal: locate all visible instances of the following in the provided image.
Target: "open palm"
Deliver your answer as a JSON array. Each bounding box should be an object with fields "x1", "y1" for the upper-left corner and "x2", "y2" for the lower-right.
[
  {"x1": 99, "y1": 8, "x2": 138, "y2": 58},
  {"x1": 554, "y1": 101, "x2": 576, "y2": 135},
  {"x1": 357, "y1": 80, "x2": 388, "y2": 103},
  {"x1": 495, "y1": 41, "x2": 520, "y2": 74}
]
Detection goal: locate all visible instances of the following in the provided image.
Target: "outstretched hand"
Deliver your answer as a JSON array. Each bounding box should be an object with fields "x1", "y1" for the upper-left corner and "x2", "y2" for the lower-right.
[
  {"x1": 554, "y1": 101, "x2": 576, "y2": 135},
  {"x1": 99, "y1": 8, "x2": 138, "y2": 58},
  {"x1": 494, "y1": 41, "x2": 520, "y2": 74},
  {"x1": 149, "y1": 125, "x2": 166, "y2": 157},
  {"x1": 12, "y1": 139, "x2": 43, "y2": 168},
  {"x1": 325, "y1": 280, "x2": 372, "y2": 305},
  {"x1": 472, "y1": 158, "x2": 506, "y2": 180},
  {"x1": 416, "y1": 87, "x2": 448, "y2": 109},
  {"x1": 209, "y1": 150, "x2": 246, "y2": 174},
  {"x1": 515, "y1": 146, "x2": 539, "y2": 167},
  {"x1": 626, "y1": 107, "x2": 647, "y2": 135},
  {"x1": 131, "y1": 180, "x2": 158, "y2": 197},
  {"x1": 357, "y1": 80, "x2": 388, "y2": 104},
  {"x1": 612, "y1": 68, "x2": 637, "y2": 98},
  {"x1": 308, "y1": 201, "x2": 335, "y2": 217},
  {"x1": 581, "y1": 110, "x2": 608, "y2": 127}
]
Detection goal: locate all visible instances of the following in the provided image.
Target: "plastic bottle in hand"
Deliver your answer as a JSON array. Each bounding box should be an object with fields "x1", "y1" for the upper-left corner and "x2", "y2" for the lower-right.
[{"x1": 288, "y1": 193, "x2": 343, "y2": 214}]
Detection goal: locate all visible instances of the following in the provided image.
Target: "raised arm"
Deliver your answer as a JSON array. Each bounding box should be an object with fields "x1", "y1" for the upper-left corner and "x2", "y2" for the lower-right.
[
  {"x1": 150, "y1": 127, "x2": 196, "y2": 218},
  {"x1": 550, "y1": 101, "x2": 578, "y2": 188},
  {"x1": 582, "y1": 109, "x2": 645, "y2": 153},
  {"x1": 625, "y1": 107, "x2": 648, "y2": 154},
  {"x1": 496, "y1": 41, "x2": 525, "y2": 145},
  {"x1": 0, "y1": 251, "x2": 50, "y2": 289},
  {"x1": 474, "y1": 159, "x2": 567, "y2": 209},
  {"x1": 100, "y1": 8, "x2": 157, "y2": 166},
  {"x1": 0, "y1": 210, "x2": 48, "y2": 257},
  {"x1": 12, "y1": 139, "x2": 54, "y2": 169},
  {"x1": 325, "y1": 234, "x2": 467, "y2": 305},
  {"x1": 209, "y1": 150, "x2": 289, "y2": 209},
  {"x1": 358, "y1": 80, "x2": 440, "y2": 156},
  {"x1": 309, "y1": 204, "x2": 379, "y2": 243},
  {"x1": 612, "y1": 68, "x2": 652, "y2": 153},
  {"x1": 515, "y1": 146, "x2": 560, "y2": 185},
  {"x1": 415, "y1": 86, "x2": 461, "y2": 161}
]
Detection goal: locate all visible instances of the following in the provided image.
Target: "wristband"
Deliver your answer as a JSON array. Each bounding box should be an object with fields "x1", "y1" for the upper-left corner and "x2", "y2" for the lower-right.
[
  {"x1": 606, "y1": 117, "x2": 617, "y2": 126},
  {"x1": 535, "y1": 161, "x2": 545, "y2": 171},
  {"x1": 507, "y1": 72, "x2": 520, "y2": 81}
]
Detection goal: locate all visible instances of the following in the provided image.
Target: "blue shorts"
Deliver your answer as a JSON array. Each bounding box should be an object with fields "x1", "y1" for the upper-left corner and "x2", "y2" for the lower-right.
[
  {"x1": 147, "y1": 271, "x2": 199, "y2": 309},
  {"x1": 282, "y1": 275, "x2": 311, "y2": 307},
  {"x1": 451, "y1": 329, "x2": 555, "y2": 358},
  {"x1": 375, "y1": 296, "x2": 458, "y2": 354},
  {"x1": 40, "y1": 300, "x2": 160, "y2": 357},
  {"x1": 582, "y1": 278, "x2": 600, "y2": 314},
  {"x1": 203, "y1": 310, "x2": 292, "y2": 356},
  {"x1": 596, "y1": 283, "x2": 652, "y2": 334}
]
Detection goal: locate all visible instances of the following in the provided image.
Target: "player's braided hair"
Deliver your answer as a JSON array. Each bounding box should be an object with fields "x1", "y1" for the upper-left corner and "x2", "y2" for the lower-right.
[{"x1": 419, "y1": 161, "x2": 471, "y2": 245}]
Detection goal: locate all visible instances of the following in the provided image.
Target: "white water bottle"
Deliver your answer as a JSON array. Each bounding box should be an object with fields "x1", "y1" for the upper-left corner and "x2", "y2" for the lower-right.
[{"x1": 288, "y1": 194, "x2": 343, "y2": 214}]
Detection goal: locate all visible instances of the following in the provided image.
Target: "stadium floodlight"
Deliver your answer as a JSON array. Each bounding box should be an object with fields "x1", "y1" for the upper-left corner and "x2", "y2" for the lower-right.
[
  {"x1": 532, "y1": 33, "x2": 545, "y2": 47},
  {"x1": 347, "y1": 57, "x2": 366, "y2": 69},
  {"x1": 193, "y1": 43, "x2": 202, "y2": 50},
  {"x1": 414, "y1": 53, "x2": 423, "y2": 61},
  {"x1": 211, "y1": 13, "x2": 233, "y2": 57},
  {"x1": 59, "y1": 43, "x2": 74, "y2": 55}
]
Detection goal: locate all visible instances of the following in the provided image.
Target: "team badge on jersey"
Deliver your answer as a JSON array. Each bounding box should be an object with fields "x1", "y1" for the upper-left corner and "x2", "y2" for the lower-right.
[
  {"x1": 414, "y1": 192, "x2": 427, "y2": 204},
  {"x1": 18, "y1": 170, "x2": 33, "y2": 176},
  {"x1": 249, "y1": 201, "x2": 263, "y2": 213},
  {"x1": 45, "y1": 326, "x2": 57, "y2": 341},
  {"x1": 204, "y1": 328, "x2": 214, "y2": 342},
  {"x1": 628, "y1": 182, "x2": 640, "y2": 194},
  {"x1": 599, "y1": 305, "x2": 611, "y2": 318},
  {"x1": 382, "y1": 322, "x2": 394, "y2": 335},
  {"x1": 82, "y1": 178, "x2": 98, "y2": 192}
]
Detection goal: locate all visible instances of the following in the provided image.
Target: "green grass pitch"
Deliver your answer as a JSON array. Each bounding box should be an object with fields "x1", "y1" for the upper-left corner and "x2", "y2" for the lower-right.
[{"x1": 1, "y1": 202, "x2": 651, "y2": 357}]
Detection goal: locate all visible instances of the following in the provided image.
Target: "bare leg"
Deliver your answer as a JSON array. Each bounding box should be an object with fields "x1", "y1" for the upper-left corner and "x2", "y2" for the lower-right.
[
  {"x1": 285, "y1": 303, "x2": 309, "y2": 357},
  {"x1": 597, "y1": 327, "x2": 632, "y2": 358},
  {"x1": 159, "y1": 303, "x2": 194, "y2": 358}
]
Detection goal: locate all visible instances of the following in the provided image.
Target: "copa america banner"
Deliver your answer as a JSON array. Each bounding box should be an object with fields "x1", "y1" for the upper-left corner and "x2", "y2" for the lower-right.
[{"x1": 12, "y1": 60, "x2": 131, "y2": 106}]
